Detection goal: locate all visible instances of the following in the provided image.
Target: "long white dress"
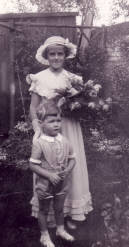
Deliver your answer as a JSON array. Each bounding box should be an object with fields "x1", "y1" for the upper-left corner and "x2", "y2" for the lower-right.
[{"x1": 29, "y1": 68, "x2": 93, "y2": 223}]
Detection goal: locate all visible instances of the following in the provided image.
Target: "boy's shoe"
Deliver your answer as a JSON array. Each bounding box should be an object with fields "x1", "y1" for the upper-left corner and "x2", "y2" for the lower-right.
[
  {"x1": 56, "y1": 229, "x2": 75, "y2": 241},
  {"x1": 40, "y1": 232, "x2": 55, "y2": 247}
]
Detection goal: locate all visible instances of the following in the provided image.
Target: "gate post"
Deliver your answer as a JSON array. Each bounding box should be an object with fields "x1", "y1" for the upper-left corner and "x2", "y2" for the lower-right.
[
  {"x1": 9, "y1": 20, "x2": 15, "y2": 129},
  {"x1": 0, "y1": 25, "x2": 10, "y2": 136}
]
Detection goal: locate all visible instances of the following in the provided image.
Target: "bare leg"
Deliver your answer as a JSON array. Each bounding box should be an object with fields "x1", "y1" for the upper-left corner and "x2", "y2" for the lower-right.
[
  {"x1": 53, "y1": 194, "x2": 65, "y2": 226},
  {"x1": 38, "y1": 198, "x2": 55, "y2": 247},
  {"x1": 38, "y1": 198, "x2": 51, "y2": 232},
  {"x1": 54, "y1": 194, "x2": 75, "y2": 242}
]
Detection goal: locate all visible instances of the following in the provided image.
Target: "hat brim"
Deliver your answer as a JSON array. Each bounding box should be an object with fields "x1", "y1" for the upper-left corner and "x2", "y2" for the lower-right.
[{"x1": 35, "y1": 42, "x2": 77, "y2": 65}]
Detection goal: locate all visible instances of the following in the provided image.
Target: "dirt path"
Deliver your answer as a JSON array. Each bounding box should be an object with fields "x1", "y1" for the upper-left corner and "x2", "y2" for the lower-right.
[
  {"x1": 0, "y1": 211, "x2": 101, "y2": 247},
  {"x1": 0, "y1": 166, "x2": 102, "y2": 247}
]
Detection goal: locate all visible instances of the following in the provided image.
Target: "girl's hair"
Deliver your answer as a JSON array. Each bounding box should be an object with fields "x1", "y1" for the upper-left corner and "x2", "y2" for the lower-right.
[
  {"x1": 43, "y1": 45, "x2": 70, "y2": 59},
  {"x1": 37, "y1": 100, "x2": 61, "y2": 121}
]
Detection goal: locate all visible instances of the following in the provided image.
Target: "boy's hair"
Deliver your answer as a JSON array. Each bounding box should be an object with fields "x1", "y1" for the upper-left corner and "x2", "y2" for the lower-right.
[{"x1": 37, "y1": 100, "x2": 61, "y2": 121}]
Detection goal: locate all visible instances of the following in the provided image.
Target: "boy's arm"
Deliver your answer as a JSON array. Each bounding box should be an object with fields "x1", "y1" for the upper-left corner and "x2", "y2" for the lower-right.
[
  {"x1": 66, "y1": 144, "x2": 76, "y2": 173},
  {"x1": 29, "y1": 141, "x2": 48, "y2": 177},
  {"x1": 60, "y1": 144, "x2": 76, "y2": 178},
  {"x1": 30, "y1": 161, "x2": 52, "y2": 180},
  {"x1": 59, "y1": 159, "x2": 75, "y2": 179},
  {"x1": 66, "y1": 157, "x2": 75, "y2": 173}
]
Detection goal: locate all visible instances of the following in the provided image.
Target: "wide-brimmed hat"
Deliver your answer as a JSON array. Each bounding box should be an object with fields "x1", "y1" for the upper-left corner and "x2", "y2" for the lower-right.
[{"x1": 35, "y1": 36, "x2": 77, "y2": 65}]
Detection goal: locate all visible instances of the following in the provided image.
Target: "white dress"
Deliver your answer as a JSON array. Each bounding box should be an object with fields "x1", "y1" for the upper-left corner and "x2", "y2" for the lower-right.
[{"x1": 29, "y1": 68, "x2": 93, "y2": 222}]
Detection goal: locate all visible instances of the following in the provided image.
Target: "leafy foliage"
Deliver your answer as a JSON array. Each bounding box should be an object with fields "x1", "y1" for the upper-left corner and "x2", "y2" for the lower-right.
[
  {"x1": 88, "y1": 127, "x2": 129, "y2": 157},
  {"x1": 97, "y1": 193, "x2": 129, "y2": 247},
  {"x1": 0, "y1": 122, "x2": 33, "y2": 168},
  {"x1": 9, "y1": 0, "x2": 96, "y2": 14},
  {"x1": 30, "y1": 0, "x2": 78, "y2": 12},
  {"x1": 112, "y1": 0, "x2": 129, "y2": 21}
]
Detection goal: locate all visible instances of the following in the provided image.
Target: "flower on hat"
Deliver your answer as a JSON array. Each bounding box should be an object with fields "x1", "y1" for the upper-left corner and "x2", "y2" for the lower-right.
[
  {"x1": 35, "y1": 36, "x2": 77, "y2": 65},
  {"x1": 64, "y1": 38, "x2": 69, "y2": 45}
]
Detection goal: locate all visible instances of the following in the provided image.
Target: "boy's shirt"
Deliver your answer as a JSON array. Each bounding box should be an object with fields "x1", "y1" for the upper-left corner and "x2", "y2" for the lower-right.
[{"x1": 30, "y1": 133, "x2": 75, "y2": 172}]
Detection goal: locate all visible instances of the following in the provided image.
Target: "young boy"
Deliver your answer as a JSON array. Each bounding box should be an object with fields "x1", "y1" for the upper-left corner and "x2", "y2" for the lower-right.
[{"x1": 29, "y1": 100, "x2": 75, "y2": 247}]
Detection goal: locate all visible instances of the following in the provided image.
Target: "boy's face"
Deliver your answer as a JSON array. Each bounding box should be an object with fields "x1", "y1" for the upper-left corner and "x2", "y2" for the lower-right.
[
  {"x1": 41, "y1": 114, "x2": 61, "y2": 136},
  {"x1": 47, "y1": 45, "x2": 65, "y2": 70}
]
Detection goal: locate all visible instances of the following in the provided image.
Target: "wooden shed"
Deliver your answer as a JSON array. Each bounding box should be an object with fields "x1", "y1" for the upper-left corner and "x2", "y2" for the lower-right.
[{"x1": 0, "y1": 12, "x2": 77, "y2": 136}]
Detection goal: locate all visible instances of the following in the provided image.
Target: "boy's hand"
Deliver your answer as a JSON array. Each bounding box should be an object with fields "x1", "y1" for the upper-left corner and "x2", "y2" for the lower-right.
[
  {"x1": 59, "y1": 169, "x2": 69, "y2": 179},
  {"x1": 48, "y1": 173, "x2": 61, "y2": 185}
]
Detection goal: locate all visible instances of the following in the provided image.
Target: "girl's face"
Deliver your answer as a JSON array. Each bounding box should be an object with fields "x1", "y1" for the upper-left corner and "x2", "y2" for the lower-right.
[{"x1": 47, "y1": 45, "x2": 65, "y2": 70}]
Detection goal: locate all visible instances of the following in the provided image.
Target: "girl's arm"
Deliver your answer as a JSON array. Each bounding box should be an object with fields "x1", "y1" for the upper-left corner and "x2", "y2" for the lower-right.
[
  {"x1": 30, "y1": 93, "x2": 42, "y2": 135},
  {"x1": 30, "y1": 92, "x2": 41, "y2": 121}
]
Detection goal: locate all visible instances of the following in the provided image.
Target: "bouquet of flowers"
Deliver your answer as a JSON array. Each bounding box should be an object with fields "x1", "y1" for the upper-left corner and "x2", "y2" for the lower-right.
[{"x1": 55, "y1": 79, "x2": 112, "y2": 118}]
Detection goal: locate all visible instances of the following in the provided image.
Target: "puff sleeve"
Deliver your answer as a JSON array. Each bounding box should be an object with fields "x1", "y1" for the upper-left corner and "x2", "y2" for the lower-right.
[{"x1": 26, "y1": 74, "x2": 41, "y2": 95}]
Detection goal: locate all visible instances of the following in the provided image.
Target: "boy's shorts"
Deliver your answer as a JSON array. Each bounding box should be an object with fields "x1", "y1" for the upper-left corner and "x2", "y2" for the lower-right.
[{"x1": 35, "y1": 175, "x2": 70, "y2": 200}]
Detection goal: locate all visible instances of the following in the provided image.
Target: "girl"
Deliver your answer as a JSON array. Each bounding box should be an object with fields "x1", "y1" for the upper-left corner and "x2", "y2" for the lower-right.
[{"x1": 27, "y1": 36, "x2": 92, "y2": 228}]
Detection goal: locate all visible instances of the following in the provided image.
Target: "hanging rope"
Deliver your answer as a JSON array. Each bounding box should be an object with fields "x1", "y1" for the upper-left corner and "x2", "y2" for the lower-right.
[
  {"x1": 15, "y1": 60, "x2": 32, "y2": 141},
  {"x1": 76, "y1": 0, "x2": 94, "y2": 66},
  {"x1": 15, "y1": 60, "x2": 27, "y2": 122}
]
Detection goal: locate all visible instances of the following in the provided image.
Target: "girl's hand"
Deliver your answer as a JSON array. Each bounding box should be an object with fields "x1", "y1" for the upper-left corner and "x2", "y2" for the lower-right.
[
  {"x1": 48, "y1": 173, "x2": 61, "y2": 185},
  {"x1": 57, "y1": 97, "x2": 66, "y2": 107}
]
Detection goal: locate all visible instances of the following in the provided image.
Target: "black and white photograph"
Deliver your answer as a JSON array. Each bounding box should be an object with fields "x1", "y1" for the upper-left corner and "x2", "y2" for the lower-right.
[{"x1": 0, "y1": 0, "x2": 129, "y2": 246}]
